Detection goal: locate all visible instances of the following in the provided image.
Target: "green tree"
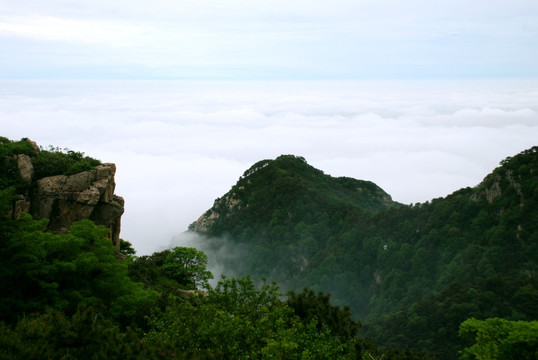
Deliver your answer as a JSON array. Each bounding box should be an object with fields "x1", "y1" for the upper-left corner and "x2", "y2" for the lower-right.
[
  {"x1": 128, "y1": 249, "x2": 173, "y2": 291},
  {"x1": 0, "y1": 215, "x2": 155, "y2": 326},
  {"x1": 0, "y1": 306, "x2": 154, "y2": 360},
  {"x1": 145, "y1": 276, "x2": 357, "y2": 359},
  {"x1": 119, "y1": 239, "x2": 136, "y2": 256},
  {"x1": 287, "y1": 288, "x2": 361, "y2": 341},
  {"x1": 459, "y1": 317, "x2": 538, "y2": 360},
  {"x1": 32, "y1": 146, "x2": 101, "y2": 179},
  {"x1": 162, "y1": 247, "x2": 213, "y2": 289}
]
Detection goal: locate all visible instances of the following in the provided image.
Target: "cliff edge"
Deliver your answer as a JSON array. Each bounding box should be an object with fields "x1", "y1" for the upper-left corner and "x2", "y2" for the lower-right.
[{"x1": 1, "y1": 138, "x2": 124, "y2": 249}]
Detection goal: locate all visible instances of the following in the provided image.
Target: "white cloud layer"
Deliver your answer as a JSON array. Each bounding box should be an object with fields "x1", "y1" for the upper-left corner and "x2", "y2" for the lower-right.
[
  {"x1": 1, "y1": 79, "x2": 538, "y2": 254},
  {"x1": 0, "y1": 0, "x2": 536, "y2": 78}
]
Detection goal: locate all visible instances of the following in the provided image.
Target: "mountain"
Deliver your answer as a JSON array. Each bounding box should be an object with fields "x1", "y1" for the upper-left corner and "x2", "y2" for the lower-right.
[
  {"x1": 191, "y1": 155, "x2": 397, "y2": 233},
  {"x1": 190, "y1": 155, "x2": 399, "y2": 280},
  {"x1": 2, "y1": 137, "x2": 536, "y2": 359},
  {"x1": 0, "y1": 138, "x2": 436, "y2": 360},
  {"x1": 190, "y1": 148, "x2": 538, "y2": 359}
]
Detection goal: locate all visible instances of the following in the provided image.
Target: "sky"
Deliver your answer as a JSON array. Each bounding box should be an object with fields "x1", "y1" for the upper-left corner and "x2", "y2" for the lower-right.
[
  {"x1": 1, "y1": 1, "x2": 538, "y2": 254},
  {"x1": 0, "y1": 0, "x2": 537, "y2": 79}
]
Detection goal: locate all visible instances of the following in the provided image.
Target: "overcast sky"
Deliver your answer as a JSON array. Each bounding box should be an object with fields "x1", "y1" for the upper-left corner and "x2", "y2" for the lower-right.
[
  {"x1": 1, "y1": 1, "x2": 537, "y2": 254},
  {"x1": 0, "y1": 0, "x2": 537, "y2": 79}
]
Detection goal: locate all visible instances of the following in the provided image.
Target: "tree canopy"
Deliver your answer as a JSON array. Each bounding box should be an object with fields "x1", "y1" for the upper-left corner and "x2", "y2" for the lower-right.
[
  {"x1": 188, "y1": 147, "x2": 538, "y2": 360},
  {"x1": 459, "y1": 318, "x2": 538, "y2": 360},
  {"x1": 162, "y1": 247, "x2": 213, "y2": 289},
  {"x1": 2, "y1": 137, "x2": 536, "y2": 360}
]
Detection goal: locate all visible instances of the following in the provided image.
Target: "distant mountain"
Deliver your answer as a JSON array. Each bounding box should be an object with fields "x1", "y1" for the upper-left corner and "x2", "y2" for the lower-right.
[
  {"x1": 191, "y1": 155, "x2": 398, "y2": 233},
  {"x1": 190, "y1": 154, "x2": 399, "y2": 279},
  {"x1": 190, "y1": 148, "x2": 538, "y2": 360}
]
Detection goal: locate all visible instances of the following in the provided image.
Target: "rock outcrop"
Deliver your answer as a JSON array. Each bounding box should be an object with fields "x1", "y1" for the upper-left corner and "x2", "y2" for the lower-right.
[
  {"x1": 191, "y1": 209, "x2": 219, "y2": 233},
  {"x1": 2, "y1": 139, "x2": 125, "y2": 249},
  {"x1": 17, "y1": 154, "x2": 34, "y2": 184},
  {"x1": 190, "y1": 192, "x2": 240, "y2": 233},
  {"x1": 30, "y1": 163, "x2": 124, "y2": 248}
]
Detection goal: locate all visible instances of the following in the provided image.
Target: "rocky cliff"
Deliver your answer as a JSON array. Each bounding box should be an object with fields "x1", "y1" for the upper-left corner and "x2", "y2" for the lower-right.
[
  {"x1": 2, "y1": 139, "x2": 124, "y2": 249},
  {"x1": 31, "y1": 163, "x2": 124, "y2": 247}
]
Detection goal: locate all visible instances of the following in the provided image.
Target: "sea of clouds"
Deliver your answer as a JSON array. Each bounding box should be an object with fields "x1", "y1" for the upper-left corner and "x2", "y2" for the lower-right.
[{"x1": 1, "y1": 79, "x2": 537, "y2": 255}]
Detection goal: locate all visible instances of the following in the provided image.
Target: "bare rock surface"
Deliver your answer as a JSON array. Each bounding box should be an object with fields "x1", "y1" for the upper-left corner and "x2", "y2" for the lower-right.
[
  {"x1": 31, "y1": 163, "x2": 124, "y2": 248},
  {"x1": 17, "y1": 154, "x2": 34, "y2": 184}
]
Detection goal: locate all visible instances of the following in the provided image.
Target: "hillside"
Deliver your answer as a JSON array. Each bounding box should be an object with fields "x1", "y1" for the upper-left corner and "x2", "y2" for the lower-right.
[
  {"x1": 2, "y1": 137, "x2": 536, "y2": 359},
  {"x1": 191, "y1": 148, "x2": 538, "y2": 359},
  {"x1": 190, "y1": 154, "x2": 399, "y2": 281},
  {"x1": 1, "y1": 137, "x2": 435, "y2": 359},
  {"x1": 192, "y1": 155, "x2": 397, "y2": 232}
]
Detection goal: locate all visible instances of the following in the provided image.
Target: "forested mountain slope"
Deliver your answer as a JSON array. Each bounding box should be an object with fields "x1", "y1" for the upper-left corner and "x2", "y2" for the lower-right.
[
  {"x1": 192, "y1": 147, "x2": 538, "y2": 359},
  {"x1": 1, "y1": 137, "x2": 439, "y2": 359},
  {"x1": 190, "y1": 155, "x2": 400, "y2": 281},
  {"x1": 2, "y1": 137, "x2": 536, "y2": 359}
]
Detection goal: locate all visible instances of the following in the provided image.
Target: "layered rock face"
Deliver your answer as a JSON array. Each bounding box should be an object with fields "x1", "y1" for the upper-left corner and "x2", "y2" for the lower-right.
[
  {"x1": 5, "y1": 149, "x2": 125, "y2": 249},
  {"x1": 31, "y1": 163, "x2": 124, "y2": 248}
]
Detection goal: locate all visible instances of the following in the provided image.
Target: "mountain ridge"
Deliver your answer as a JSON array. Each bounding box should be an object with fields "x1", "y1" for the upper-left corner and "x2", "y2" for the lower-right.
[
  {"x1": 189, "y1": 147, "x2": 538, "y2": 359},
  {"x1": 191, "y1": 154, "x2": 399, "y2": 234}
]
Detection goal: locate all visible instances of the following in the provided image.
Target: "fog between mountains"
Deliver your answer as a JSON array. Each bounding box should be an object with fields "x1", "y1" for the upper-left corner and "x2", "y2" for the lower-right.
[{"x1": 1, "y1": 79, "x2": 537, "y2": 254}]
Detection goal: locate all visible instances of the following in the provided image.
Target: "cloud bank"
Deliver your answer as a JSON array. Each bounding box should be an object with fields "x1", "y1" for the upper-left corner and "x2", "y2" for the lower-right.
[{"x1": 1, "y1": 79, "x2": 537, "y2": 254}]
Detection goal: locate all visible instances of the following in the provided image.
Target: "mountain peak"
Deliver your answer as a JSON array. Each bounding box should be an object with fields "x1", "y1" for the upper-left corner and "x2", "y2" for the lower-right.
[{"x1": 190, "y1": 155, "x2": 398, "y2": 234}]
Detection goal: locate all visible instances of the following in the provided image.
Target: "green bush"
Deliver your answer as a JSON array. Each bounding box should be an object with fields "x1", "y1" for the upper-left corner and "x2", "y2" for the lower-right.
[
  {"x1": 0, "y1": 138, "x2": 39, "y2": 191},
  {"x1": 0, "y1": 138, "x2": 37, "y2": 157},
  {"x1": 33, "y1": 147, "x2": 101, "y2": 179}
]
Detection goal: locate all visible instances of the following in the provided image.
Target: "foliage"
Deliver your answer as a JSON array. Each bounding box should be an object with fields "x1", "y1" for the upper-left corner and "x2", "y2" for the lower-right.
[
  {"x1": 128, "y1": 247, "x2": 214, "y2": 296},
  {"x1": 0, "y1": 187, "x2": 18, "y2": 217},
  {"x1": 32, "y1": 145, "x2": 101, "y2": 179},
  {"x1": 459, "y1": 317, "x2": 538, "y2": 360},
  {"x1": 190, "y1": 147, "x2": 538, "y2": 359},
  {"x1": 128, "y1": 249, "x2": 174, "y2": 292},
  {"x1": 162, "y1": 247, "x2": 213, "y2": 289},
  {"x1": 0, "y1": 214, "x2": 156, "y2": 325},
  {"x1": 363, "y1": 275, "x2": 538, "y2": 359},
  {"x1": 145, "y1": 276, "x2": 359, "y2": 359},
  {"x1": 287, "y1": 288, "x2": 361, "y2": 341},
  {"x1": 0, "y1": 138, "x2": 37, "y2": 191},
  {"x1": 0, "y1": 137, "x2": 101, "y2": 194},
  {"x1": 120, "y1": 238, "x2": 137, "y2": 256},
  {"x1": 2, "y1": 138, "x2": 538, "y2": 359},
  {"x1": 0, "y1": 306, "x2": 153, "y2": 360},
  {"x1": 0, "y1": 137, "x2": 37, "y2": 157}
]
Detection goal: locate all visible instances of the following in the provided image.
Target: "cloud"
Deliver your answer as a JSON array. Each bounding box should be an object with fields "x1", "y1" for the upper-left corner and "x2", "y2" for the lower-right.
[
  {"x1": 1, "y1": 79, "x2": 538, "y2": 254},
  {"x1": 0, "y1": 0, "x2": 537, "y2": 78},
  {"x1": 0, "y1": 16, "x2": 147, "y2": 47}
]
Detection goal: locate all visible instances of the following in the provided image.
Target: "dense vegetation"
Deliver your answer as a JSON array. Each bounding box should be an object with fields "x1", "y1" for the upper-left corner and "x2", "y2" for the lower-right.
[
  {"x1": 32, "y1": 145, "x2": 101, "y2": 179},
  {"x1": 0, "y1": 137, "x2": 434, "y2": 359},
  {"x1": 192, "y1": 149, "x2": 538, "y2": 359},
  {"x1": 459, "y1": 317, "x2": 538, "y2": 360},
  {"x1": 191, "y1": 155, "x2": 399, "y2": 283},
  {"x1": 0, "y1": 209, "x2": 426, "y2": 359},
  {"x1": 0, "y1": 137, "x2": 101, "y2": 192},
  {"x1": 1, "y1": 137, "x2": 537, "y2": 359}
]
